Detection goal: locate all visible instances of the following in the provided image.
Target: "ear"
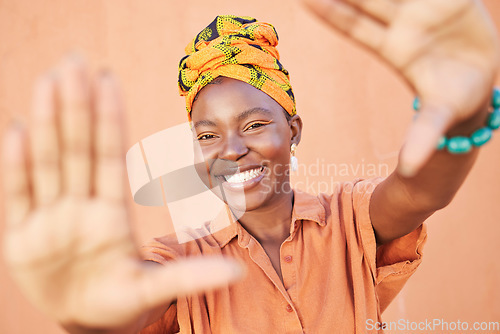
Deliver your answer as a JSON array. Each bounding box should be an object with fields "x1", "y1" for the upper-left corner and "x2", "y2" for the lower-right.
[{"x1": 289, "y1": 114, "x2": 303, "y2": 146}]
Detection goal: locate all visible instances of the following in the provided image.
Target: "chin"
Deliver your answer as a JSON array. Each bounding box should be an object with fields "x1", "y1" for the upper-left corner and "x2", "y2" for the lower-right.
[{"x1": 219, "y1": 185, "x2": 269, "y2": 212}]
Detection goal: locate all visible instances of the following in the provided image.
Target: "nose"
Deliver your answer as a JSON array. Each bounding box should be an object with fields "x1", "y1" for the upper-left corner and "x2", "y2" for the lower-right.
[{"x1": 219, "y1": 133, "x2": 248, "y2": 161}]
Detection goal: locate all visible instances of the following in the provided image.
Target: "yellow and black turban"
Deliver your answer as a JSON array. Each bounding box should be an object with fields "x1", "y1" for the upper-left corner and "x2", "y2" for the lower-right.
[{"x1": 178, "y1": 15, "x2": 296, "y2": 121}]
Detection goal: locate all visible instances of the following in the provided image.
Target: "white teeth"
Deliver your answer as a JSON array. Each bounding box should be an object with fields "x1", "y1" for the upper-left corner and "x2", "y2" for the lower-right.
[{"x1": 224, "y1": 167, "x2": 263, "y2": 184}]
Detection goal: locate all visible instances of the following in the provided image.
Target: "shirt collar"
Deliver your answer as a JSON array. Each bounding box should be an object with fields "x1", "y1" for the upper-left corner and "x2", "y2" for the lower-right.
[
  {"x1": 291, "y1": 188, "x2": 326, "y2": 227},
  {"x1": 209, "y1": 189, "x2": 327, "y2": 248}
]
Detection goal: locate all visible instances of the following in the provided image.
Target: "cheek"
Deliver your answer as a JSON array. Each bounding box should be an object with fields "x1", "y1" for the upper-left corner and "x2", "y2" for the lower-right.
[{"x1": 252, "y1": 132, "x2": 290, "y2": 170}]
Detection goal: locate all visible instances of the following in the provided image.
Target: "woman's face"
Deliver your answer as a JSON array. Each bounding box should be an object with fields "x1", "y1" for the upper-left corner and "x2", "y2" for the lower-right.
[{"x1": 191, "y1": 77, "x2": 302, "y2": 212}]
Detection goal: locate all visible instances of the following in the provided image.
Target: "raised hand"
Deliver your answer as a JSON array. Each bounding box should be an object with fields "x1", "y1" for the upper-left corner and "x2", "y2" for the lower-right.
[
  {"x1": 2, "y1": 55, "x2": 242, "y2": 331},
  {"x1": 302, "y1": 0, "x2": 500, "y2": 175}
]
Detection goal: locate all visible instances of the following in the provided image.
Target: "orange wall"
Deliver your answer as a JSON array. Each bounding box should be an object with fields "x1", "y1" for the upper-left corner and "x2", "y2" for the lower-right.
[{"x1": 1, "y1": 1, "x2": 499, "y2": 333}]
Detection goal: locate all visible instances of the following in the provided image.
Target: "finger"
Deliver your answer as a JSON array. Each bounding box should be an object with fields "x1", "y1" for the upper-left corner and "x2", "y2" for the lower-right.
[
  {"x1": 398, "y1": 103, "x2": 453, "y2": 177},
  {"x1": 344, "y1": 0, "x2": 398, "y2": 25},
  {"x1": 2, "y1": 123, "x2": 31, "y2": 228},
  {"x1": 59, "y1": 55, "x2": 92, "y2": 197},
  {"x1": 138, "y1": 257, "x2": 245, "y2": 310},
  {"x1": 30, "y1": 74, "x2": 61, "y2": 206},
  {"x1": 302, "y1": 0, "x2": 387, "y2": 51},
  {"x1": 94, "y1": 73, "x2": 126, "y2": 203}
]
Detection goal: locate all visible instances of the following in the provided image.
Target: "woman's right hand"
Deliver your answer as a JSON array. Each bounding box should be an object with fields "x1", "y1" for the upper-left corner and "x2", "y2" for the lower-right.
[{"x1": 1, "y1": 55, "x2": 243, "y2": 332}]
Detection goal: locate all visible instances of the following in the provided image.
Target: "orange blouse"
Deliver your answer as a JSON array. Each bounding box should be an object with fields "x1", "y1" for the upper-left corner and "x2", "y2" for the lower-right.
[{"x1": 140, "y1": 178, "x2": 427, "y2": 333}]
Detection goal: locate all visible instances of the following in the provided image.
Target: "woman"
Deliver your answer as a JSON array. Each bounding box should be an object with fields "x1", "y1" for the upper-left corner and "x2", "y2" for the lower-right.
[{"x1": 2, "y1": 1, "x2": 499, "y2": 333}]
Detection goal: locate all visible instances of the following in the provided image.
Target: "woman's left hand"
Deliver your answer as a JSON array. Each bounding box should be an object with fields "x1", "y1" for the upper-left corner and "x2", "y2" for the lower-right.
[{"x1": 302, "y1": 0, "x2": 500, "y2": 176}]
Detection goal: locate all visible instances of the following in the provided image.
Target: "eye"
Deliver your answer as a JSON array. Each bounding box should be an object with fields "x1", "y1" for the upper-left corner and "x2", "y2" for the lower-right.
[
  {"x1": 244, "y1": 120, "x2": 272, "y2": 131},
  {"x1": 197, "y1": 133, "x2": 218, "y2": 141}
]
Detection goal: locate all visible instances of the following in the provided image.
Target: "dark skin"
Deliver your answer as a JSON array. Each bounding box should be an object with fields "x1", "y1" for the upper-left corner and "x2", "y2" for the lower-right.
[
  {"x1": 191, "y1": 77, "x2": 303, "y2": 282},
  {"x1": 371, "y1": 109, "x2": 483, "y2": 244}
]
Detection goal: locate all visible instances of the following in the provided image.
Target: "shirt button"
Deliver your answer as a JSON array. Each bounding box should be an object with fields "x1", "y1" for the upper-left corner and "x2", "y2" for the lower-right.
[
  {"x1": 286, "y1": 304, "x2": 293, "y2": 313},
  {"x1": 284, "y1": 255, "x2": 293, "y2": 263}
]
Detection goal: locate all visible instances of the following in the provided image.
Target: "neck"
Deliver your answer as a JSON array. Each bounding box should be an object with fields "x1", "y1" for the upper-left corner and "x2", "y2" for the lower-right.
[{"x1": 237, "y1": 190, "x2": 294, "y2": 245}]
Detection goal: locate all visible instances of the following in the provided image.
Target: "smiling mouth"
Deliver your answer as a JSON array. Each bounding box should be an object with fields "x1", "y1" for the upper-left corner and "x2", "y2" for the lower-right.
[{"x1": 222, "y1": 166, "x2": 266, "y2": 184}]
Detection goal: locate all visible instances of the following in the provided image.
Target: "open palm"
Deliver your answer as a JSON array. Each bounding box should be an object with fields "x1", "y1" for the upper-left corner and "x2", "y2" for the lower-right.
[
  {"x1": 303, "y1": 0, "x2": 500, "y2": 174},
  {"x1": 2, "y1": 56, "x2": 242, "y2": 330}
]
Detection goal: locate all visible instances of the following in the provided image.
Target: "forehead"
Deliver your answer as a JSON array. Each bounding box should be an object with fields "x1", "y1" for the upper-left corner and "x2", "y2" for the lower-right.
[{"x1": 191, "y1": 77, "x2": 285, "y2": 123}]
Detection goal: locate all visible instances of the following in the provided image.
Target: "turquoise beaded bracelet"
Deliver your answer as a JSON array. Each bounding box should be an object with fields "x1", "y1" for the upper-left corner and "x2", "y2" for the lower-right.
[{"x1": 413, "y1": 88, "x2": 500, "y2": 154}]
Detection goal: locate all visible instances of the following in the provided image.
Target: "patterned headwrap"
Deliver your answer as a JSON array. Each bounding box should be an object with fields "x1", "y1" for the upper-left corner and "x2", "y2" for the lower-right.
[{"x1": 178, "y1": 15, "x2": 296, "y2": 121}]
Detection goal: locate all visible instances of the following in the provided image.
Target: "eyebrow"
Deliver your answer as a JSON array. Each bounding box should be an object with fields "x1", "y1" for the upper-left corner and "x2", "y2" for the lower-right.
[
  {"x1": 236, "y1": 107, "x2": 273, "y2": 122},
  {"x1": 193, "y1": 119, "x2": 217, "y2": 129},
  {"x1": 193, "y1": 107, "x2": 273, "y2": 129}
]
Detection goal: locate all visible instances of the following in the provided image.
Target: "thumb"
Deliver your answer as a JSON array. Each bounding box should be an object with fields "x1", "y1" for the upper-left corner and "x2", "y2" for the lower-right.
[
  {"x1": 138, "y1": 256, "x2": 245, "y2": 310},
  {"x1": 398, "y1": 102, "x2": 454, "y2": 177}
]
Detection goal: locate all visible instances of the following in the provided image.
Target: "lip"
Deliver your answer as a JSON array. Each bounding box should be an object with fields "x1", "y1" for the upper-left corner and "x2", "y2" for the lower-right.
[
  {"x1": 213, "y1": 164, "x2": 263, "y2": 177},
  {"x1": 216, "y1": 165, "x2": 267, "y2": 190}
]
